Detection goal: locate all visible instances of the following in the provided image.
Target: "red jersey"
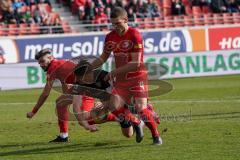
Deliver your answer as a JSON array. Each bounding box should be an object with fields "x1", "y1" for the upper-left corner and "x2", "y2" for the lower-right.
[
  {"x1": 47, "y1": 59, "x2": 94, "y2": 102},
  {"x1": 47, "y1": 59, "x2": 76, "y2": 84},
  {"x1": 103, "y1": 27, "x2": 147, "y2": 84}
]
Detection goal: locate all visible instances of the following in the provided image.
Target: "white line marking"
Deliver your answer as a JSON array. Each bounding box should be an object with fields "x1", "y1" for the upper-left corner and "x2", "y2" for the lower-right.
[{"x1": 1, "y1": 99, "x2": 240, "y2": 106}]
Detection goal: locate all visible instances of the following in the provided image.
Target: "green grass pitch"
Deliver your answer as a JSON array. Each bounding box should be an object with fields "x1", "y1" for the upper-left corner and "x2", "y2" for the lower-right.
[{"x1": 0, "y1": 75, "x2": 240, "y2": 160}]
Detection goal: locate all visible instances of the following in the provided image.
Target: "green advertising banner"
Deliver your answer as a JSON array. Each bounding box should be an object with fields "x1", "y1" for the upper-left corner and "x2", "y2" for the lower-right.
[{"x1": 0, "y1": 50, "x2": 240, "y2": 90}]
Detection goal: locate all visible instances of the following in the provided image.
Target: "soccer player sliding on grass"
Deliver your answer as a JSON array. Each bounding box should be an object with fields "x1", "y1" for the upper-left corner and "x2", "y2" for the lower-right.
[{"x1": 69, "y1": 61, "x2": 160, "y2": 139}]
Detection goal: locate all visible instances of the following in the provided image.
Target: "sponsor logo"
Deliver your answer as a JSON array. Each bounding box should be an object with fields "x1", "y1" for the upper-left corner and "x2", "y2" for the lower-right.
[{"x1": 209, "y1": 27, "x2": 240, "y2": 50}]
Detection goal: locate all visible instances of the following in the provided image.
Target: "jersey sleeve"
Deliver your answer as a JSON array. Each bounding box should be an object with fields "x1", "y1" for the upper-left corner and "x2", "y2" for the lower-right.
[
  {"x1": 103, "y1": 33, "x2": 116, "y2": 54},
  {"x1": 132, "y1": 29, "x2": 143, "y2": 53}
]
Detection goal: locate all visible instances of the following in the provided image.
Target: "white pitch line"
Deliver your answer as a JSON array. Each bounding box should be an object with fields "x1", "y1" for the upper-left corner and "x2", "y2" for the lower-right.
[
  {"x1": 151, "y1": 99, "x2": 240, "y2": 103},
  {"x1": 0, "y1": 99, "x2": 240, "y2": 106}
]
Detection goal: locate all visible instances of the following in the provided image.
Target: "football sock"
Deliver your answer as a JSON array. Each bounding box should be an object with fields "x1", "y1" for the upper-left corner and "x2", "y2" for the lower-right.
[{"x1": 140, "y1": 108, "x2": 159, "y2": 138}]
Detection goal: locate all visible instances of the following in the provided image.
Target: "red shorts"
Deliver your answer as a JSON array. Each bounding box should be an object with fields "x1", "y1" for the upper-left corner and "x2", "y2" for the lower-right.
[
  {"x1": 112, "y1": 79, "x2": 148, "y2": 104},
  {"x1": 80, "y1": 96, "x2": 94, "y2": 112}
]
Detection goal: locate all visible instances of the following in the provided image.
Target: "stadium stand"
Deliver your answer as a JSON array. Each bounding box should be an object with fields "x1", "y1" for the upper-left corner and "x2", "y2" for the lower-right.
[{"x1": 1, "y1": 0, "x2": 240, "y2": 36}]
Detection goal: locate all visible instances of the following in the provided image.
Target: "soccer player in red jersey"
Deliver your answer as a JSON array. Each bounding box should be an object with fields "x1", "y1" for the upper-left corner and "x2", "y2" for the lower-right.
[
  {"x1": 26, "y1": 49, "x2": 95, "y2": 142},
  {"x1": 90, "y1": 7, "x2": 162, "y2": 145}
]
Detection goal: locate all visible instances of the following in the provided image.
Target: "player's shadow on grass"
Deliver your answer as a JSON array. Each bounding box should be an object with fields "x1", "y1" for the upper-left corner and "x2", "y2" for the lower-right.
[
  {"x1": 0, "y1": 142, "x2": 51, "y2": 149},
  {"x1": 0, "y1": 142, "x2": 139, "y2": 157}
]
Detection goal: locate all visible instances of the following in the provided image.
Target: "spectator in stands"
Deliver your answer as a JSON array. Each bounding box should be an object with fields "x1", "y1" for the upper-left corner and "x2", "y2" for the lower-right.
[
  {"x1": 127, "y1": 7, "x2": 136, "y2": 21},
  {"x1": 226, "y1": 0, "x2": 240, "y2": 13},
  {"x1": 171, "y1": 0, "x2": 186, "y2": 15},
  {"x1": 0, "y1": 0, "x2": 16, "y2": 24},
  {"x1": 210, "y1": 0, "x2": 228, "y2": 13},
  {"x1": 137, "y1": 0, "x2": 149, "y2": 18},
  {"x1": 84, "y1": 0, "x2": 96, "y2": 22},
  {"x1": 33, "y1": 5, "x2": 43, "y2": 24},
  {"x1": 128, "y1": 0, "x2": 138, "y2": 13},
  {"x1": 12, "y1": 0, "x2": 26, "y2": 12},
  {"x1": 39, "y1": 0, "x2": 51, "y2": 6},
  {"x1": 146, "y1": 0, "x2": 160, "y2": 18},
  {"x1": 104, "y1": 0, "x2": 116, "y2": 11},
  {"x1": 93, "y1": 7, "x2": 108, "y2": 31},
  {"x1": 192, "y1": 0, "x2": 210, "y2": 8},
  {"x1": 71, "y1": 0, "x2": 85, "y2": 14},
  {"x1": 27, "y1": 0, "x2": 37, "y2": 7},
  {"x1": 116, "y1": 0, "x2": 128, "y2": 8},
  {"x1": 51, "y1": 16, "x2": 64, "y2": 34},
  {"x1": 21, "y1": 9, "x2": 34, "y2": 24}
]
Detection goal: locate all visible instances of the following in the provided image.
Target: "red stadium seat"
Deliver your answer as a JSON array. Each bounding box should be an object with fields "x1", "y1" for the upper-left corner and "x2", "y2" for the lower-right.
[
  {"x1": 223, "y1": 13, "x2": 233, "y2": 24},
  {"x1": 193, "y1": 15, "x2": 204, "y2": 26},
  {"x1": 30, "y1": 23, "x2": 40, "y2": 34},
  {"x1": 185, "y1": 6, "x2": 192, "y2": 15},
  {"x1": 153, "y1": 17, "x2": 164, "y2": 28},
  {"x1": 0, "y1": 24, "x2": 8, "y2": 36},
  {"x1": 192, "y1": 6, "x2": 202, "y2": 15},
  {"x1": 144, "y1": 18, "x2": 154, "y2": 29},
  {"x1": 213, "y1": 13, "x2": 223, "y2": 24},
  {"x1": 203, "y1": 14, "x2": 214, "y2": 25},
  {"x1": 202, "y1": 6, "x2": 211, "y2": 14},
  {"x1": 173, "y1": 16, "x2": 184, "y2": 27},
  {"x1": 19, "y1": 23, "x2": 29, "y2": 35},
  {"x1": 164, "y1": 16, "x2": 174, "y2": 28},
  {"x1": 184, "y1": 15, "x2": 194, "y2": 26},
  {"x1": 233, "y1": 12, "x2": 240, "y2": 24},
  {"x1": 21, "y1": 5, "x2": 30, "y2": 12},
  {"x1": 135, "y1": 18, "x2": 144, "y2": 29},
  {"x1": 8, "y1": 24, "x2": 18, "y2": 36},
  {"x1": 163, "y1": 8, "x2": 171, "y2": 16},
  {"x1": 163, "y1": 0, "x2": 172, "y2": 8}
]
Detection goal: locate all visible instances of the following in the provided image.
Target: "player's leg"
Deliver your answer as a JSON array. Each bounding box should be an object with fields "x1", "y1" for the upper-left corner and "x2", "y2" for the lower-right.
[
  {"x1": 110, "y1": 88, "x2": 144, "y2": 143},
  {"x1": 50, "y1": 94, "x2": 73, "y2": 142},
  {"x1": 135, "y1": 97, "x2": 162, "y2": 145}
]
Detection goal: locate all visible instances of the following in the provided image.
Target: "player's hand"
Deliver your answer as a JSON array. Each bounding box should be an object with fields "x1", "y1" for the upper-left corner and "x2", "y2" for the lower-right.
[
  {"x1": 88, "y1": 124, "x2": 98, "y2": 132},
  {"x1": 26, "y1": 112, "x2": 34, "y2": 119}
]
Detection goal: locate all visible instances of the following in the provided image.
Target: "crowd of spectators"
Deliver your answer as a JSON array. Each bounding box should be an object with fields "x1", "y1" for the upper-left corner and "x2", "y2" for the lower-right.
[
  {"x1": 70, "y1": 0, "x2": 240, "y2": 20},
  {"x1": 70, "y1": 0, "x2": 160, "y2": 24},
  {"x1": 0, "y1": 0, "x2": 64, "y2": 34}
]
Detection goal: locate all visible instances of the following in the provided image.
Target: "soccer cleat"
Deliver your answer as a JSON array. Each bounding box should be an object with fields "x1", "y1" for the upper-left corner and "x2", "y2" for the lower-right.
[
  {"x1": 49, "y1": 136, "x2": 69, "y2": 143},
  {"x1": 152, "y1": 136, "x2": 163, "y2": 145},
  {"x1": 133, "y1": 120, "x2": 144, "y2": 143}
]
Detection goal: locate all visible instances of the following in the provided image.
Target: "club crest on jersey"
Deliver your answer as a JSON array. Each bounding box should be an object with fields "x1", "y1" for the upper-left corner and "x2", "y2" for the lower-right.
[
  {"x1": 118, "y1": 40, "x2": 133, "y2": 51},
  {"x1": 104, "y1": 41, "x2": 117, "y2": 52}
]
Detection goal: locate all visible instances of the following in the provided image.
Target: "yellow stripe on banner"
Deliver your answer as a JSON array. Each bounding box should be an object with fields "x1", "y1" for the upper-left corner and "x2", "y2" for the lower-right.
[{"x1": 189, "y1": 29, "x2": 206, "y2": 52}]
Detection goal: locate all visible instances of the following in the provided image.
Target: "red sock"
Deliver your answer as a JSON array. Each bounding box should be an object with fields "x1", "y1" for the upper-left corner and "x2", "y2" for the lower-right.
[
  {"x1": 56, "y1": 105, "x2": 69, "y2": 133},
  {"x1": 87, "y1": 113, "x2": 116, "y2": 125},
  {"x1": 106, "y1": 113, "x2": 117, "y2": 121},
  {"x1": 147, "y1": 103, "x2": 160, "y2": 124},
  {"x1": 112, "y1": 107, "x2": 140, "y2": 126},
  {"x1": 140, "y1": 108, "x2": 159, "y2": 138}
]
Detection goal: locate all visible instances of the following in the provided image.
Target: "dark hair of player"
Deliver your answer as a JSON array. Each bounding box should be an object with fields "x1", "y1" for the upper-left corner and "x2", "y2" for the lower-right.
[
  {"x1": 35, "y1": 48, "x2": 52, "y2": 60},
  {"x1": 110, "y1": 7, "x2": 128, "y2": 19}
]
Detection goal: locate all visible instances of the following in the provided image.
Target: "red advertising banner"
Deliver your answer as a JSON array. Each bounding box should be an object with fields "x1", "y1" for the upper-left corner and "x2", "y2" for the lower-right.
[{"x1": 209, "y1": 27, "x2": 240, "y2": 51}]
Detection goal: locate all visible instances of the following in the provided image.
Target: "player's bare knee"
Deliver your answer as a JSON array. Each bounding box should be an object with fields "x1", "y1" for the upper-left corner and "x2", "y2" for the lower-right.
[{"x1": 121, "y1": 127, "x2": 133, "y2": 138}]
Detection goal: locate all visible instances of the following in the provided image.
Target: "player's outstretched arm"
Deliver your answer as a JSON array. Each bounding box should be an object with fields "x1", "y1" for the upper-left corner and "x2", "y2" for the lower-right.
[
  {"x1": 104, "y1": 52, "x2": 141, "y2": 81},
  {"x1": 72, "y1": 95, "x2": 98, "y2": 132},
  {"x1": 26, "y1": 80, "x2": 53, "y2": 119},
  {"x1": 91, "y1": 52, "x2": 111, "y2": 69}
]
